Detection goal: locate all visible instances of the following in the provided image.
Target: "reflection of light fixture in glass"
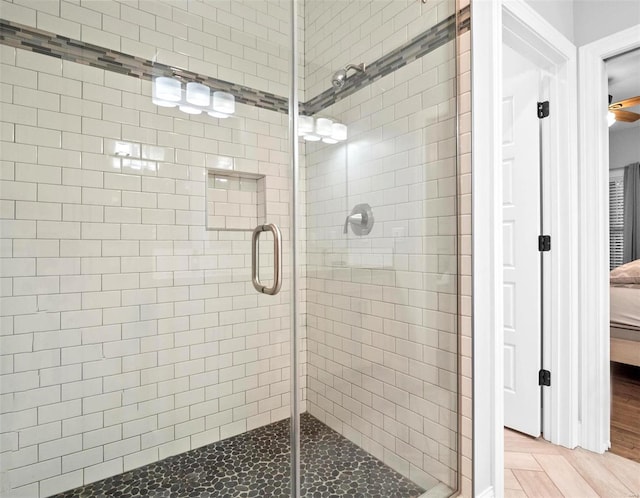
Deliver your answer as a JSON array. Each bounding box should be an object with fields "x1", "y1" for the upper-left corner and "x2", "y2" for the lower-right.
[
  {"x1": 186, "y1": 82, "x2": 210, "y2": 106},
  {"x1": 608, "y1": 111, "x2": 616, "y2": 127},
  {"x1": 298, "y1": 116, "x2": 347, "y2": 145},
  {"x1": 299, "y1": 115, "x2": 314, "y2": 136},
  {"x1": 152, "y1": 76, "x2": 181, "y2": 107},
  {"x1": 315, "y1": 118, "x2": 333, "y2": 137},
  {"x1": 331, "y1": 122, "x2": 348, "y2": 141},
  {"x1": 212, "y1": 156, "x2": 234, "y2": 170},
  {"x1": 124, "y1": 159, "x2": 142, "y2": 170},
  {"x1": 152, "y1": 76, "x2": 236, "y2": 119},
  {"x1": 114, "y1": 142, "x2": 132, "y2": 157},
  {"x1": 208, "y1": 91, "x2": 235, "y2": 119}
]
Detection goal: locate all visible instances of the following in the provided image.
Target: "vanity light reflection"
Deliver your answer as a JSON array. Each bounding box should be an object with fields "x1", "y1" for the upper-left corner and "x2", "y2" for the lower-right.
[
  {"x1": 299, "y1": 115, "x2": 347, "y2": 144},
  {"x1": 152, "y1": 77, "x2": 235, "y2": 119}
]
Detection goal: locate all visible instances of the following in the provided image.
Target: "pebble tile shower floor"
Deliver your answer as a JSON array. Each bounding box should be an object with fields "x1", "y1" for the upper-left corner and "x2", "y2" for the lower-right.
[{"x1": 52, "y1": 413, "x2": 425, "y2": 498}]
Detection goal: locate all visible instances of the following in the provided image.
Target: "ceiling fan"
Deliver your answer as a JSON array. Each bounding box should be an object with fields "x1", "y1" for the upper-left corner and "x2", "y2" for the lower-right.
[{"x1": 608, "y1": 95, "x2": 640, "y2": 125}]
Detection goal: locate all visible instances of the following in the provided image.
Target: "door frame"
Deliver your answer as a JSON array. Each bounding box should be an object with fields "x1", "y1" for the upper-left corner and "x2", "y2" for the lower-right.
[
  {"x1": 577, "y1": 23, "x2": 640, "y2": 454},
  {"x1": 471, "y1": 1, "x2": 579, "y2": 496}
]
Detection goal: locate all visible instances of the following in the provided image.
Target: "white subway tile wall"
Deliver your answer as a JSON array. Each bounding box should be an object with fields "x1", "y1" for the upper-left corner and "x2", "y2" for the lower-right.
[
  {"x1": 303, "y1": 40, "x2": 459, "y2": 491},
  {"x1": 0, "y1": 0, "x2": 306, "y2": 101},
  {"x1": 0, "y1": 0, "x2": 472, "y2": 495},
  {"x1": 304, "y1": 0, "x2": 455, "y2": 101},
  {"x1": 0, "y1": 43, "x2": 299, "y2": 497},
  {"x1": 206, "y1": 172, "x2": 265, "y2": 231}
]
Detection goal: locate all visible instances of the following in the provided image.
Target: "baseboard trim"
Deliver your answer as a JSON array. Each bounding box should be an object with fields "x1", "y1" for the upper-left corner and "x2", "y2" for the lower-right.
[{"x1": 476, "y1": 486, "x2": 495, "y2": 498}]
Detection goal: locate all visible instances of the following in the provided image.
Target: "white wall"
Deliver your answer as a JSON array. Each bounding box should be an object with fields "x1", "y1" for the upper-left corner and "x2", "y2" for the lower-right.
[
  {"x1": 610, "y1": 126, "x2": 640, "y2": 169},
  {"x1": 523, "y1": 0, "x2": 640, "y2": 47},
  {"x1": 524, "y1": 0, "x2": 575, "y2": 42},
  {"x1": 574, "y1": 0, "x2": 640, "y2": 47}
]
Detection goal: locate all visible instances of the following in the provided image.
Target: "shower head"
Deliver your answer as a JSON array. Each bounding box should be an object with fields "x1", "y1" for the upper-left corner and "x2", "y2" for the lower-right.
[
  {"x1": 331, "y1": 68, "x2": 348, "y2": 89},
  {"x1": 331, "y1": 62, "x2": 366, "y2": 89}
]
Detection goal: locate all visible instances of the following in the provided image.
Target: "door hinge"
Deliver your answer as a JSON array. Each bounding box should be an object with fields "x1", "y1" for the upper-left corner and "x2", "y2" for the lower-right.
[
  {"x1": 538, "y1": 235, "x2": 551, "y2": 252},
  {"x1": 537, "y1": 101, "x2": 550, "y2": 119},
  {"x1": 539, "y1": 369, "x2": 551, "y2": 386}
]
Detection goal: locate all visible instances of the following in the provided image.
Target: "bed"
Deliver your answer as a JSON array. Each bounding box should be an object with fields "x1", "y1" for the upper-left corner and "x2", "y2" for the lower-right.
[{"x1": 610, "y1": 260, "x2": 640, "y2": 367}]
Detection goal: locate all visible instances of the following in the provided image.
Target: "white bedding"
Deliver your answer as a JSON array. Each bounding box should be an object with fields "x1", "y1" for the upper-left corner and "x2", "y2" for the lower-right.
[{"x1": 610, "y1": 285, "x2": 640, "y2": 330}]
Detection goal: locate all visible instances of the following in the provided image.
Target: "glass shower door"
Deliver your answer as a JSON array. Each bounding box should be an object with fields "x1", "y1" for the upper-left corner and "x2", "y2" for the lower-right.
[
  {"x1": 298, "y1": 0, "x2": 460, "y2": 495},
  {"x1": 0, "y1": 1, "x2": 298, "y2": 496},
  {"x1": 0, "y1": 0, "x2": 462, "y2": 494}
]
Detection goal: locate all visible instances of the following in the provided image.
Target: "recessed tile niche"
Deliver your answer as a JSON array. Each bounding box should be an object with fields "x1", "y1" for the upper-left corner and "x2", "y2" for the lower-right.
[{"x1": 206, "y1": 169, "x2": 266, "y2": 231}]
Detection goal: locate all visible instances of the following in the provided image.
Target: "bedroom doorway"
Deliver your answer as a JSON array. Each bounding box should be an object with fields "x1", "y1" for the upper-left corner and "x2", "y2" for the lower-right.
[
  {"x1": 579, "y1": 21, "x2": 640, "y2": 456},
  {"x1": 606, "y1": 48, "x2": 640, "y2": 463},
  {"x1": 502, "y1": 43, "x2": 546, "y2": 438}
]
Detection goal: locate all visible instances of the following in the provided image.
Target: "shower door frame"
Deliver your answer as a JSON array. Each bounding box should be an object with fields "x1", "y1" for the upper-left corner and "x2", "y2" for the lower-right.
[
  {"x1": 288, "y1": 0, "x2": 301, "y2": 496},
  {"x1": 288, "y1": 0, "x2": 466, "y2": 495}
]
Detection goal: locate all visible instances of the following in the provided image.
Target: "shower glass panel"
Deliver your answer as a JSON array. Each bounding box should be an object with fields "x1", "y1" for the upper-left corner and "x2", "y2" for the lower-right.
[
  {"x1": 0, "y1": 1, "x2": 295, "y2": 496},
  {"x1": 0, "y1": 0, "x2": 459, "y2": 496},
  {"x1": 299, "y1": 0, "x2": 459, "y2": 495}
]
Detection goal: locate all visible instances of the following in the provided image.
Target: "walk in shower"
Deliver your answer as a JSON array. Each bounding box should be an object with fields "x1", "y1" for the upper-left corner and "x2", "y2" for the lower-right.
[{"x1": 0, "y1": 0, "x2": 464, "y2": 496}]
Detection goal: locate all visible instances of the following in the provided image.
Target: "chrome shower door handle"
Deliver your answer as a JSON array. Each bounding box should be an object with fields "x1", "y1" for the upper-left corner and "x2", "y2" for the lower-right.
[{"x1": 251, "y1": 223, "x2": 282, "y2": 295}]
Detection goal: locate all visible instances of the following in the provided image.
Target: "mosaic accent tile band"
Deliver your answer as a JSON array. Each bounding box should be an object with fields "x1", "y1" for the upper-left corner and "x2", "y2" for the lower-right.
[
  {"x1": 51, "y1": 414, "x2": 425, "y2": 498},
  {"x1": 0, "y1": 20, "x2": 290, "y2": 114},
  {"x1": 459, "y1": 4, "x2": 471, "y2": 33},
  {"x1": 0, "y1": 6, "x2": 469, "y2": 117}
]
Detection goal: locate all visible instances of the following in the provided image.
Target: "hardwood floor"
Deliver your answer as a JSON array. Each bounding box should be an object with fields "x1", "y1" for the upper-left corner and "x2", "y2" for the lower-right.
[
  {"x1": 611, "y1": 362, "x2": 640, "y2": 463},
  {"x1": 505, "y1": 428, "x2": 640, "y2": 497}
]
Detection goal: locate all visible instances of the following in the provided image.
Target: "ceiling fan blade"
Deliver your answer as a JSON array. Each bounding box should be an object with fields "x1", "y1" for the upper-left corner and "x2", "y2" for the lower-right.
[
  {"x1": 609, "y1": 95, "x2": 640, "y2": 110},
  {"x1": 613, "y1": 110, "x2": 640, "y2": 122}
]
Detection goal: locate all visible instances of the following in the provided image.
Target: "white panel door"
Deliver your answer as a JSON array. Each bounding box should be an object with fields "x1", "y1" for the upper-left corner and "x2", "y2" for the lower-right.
[{"x1": 502, "y1": 44, "x2": 542, "y2": 437}]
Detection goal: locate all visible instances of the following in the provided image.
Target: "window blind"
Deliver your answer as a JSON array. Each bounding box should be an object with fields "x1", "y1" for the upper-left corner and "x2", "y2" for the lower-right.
[{"x1": 610, "y1": 177, "x2": 624, "y2": 270}]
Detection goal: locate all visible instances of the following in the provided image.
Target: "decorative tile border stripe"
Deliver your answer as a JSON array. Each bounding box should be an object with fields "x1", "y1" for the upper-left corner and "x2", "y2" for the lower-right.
[
  {"x1": 0, "y1": 6, "x2": 470, "y2": 117},
  {"x1": 0, "y1": 20, "x2": 290, "y2": 114},
  {"x1": 459, "y1": 4, "x2": 471, "y2": 34},
  {"x1": 304, "y1": 7, "x2": 468, "y2": 115}
]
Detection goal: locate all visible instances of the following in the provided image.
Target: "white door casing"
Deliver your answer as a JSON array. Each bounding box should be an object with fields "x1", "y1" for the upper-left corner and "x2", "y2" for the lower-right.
[
  {"x1": 502, "y1": 44, "x2": 542, "y2": 437},
  {"x1": 473, "y1": 1, "x2": 579, "y2": 496},
  {"x1": 578, "y1": 23, "x2": 640, "y2": 454}
]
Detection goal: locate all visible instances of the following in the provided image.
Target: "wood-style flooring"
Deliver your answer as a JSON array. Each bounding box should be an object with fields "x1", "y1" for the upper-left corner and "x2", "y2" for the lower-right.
[
  {"x1": 505, "y1": 428, "x2": 640, "y2": 497},
  {"x1": 611, "y1": 362, "x2": 640, "y2": 463}
]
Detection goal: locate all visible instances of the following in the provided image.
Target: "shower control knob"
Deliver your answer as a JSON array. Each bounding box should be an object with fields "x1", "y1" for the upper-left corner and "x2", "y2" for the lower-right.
[{"x1": 343, "y1": 203, "x2": 374, "y2": 236}]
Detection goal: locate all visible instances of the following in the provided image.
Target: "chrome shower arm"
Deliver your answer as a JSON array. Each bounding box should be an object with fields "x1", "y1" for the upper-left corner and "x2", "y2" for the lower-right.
[{"x1": 345, "y1": 63, "x2": 366, "y2": 74}]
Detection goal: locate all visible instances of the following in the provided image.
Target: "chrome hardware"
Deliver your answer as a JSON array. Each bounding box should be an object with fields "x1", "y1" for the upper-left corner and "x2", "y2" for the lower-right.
[
  {"x1": 345, "y1": 62, "x2": 366, "y2": 73},
  {"x1": 251, "y1": 224, "x2": 282, "y2": 295},
  {"x1": 343, "y1": 213, "x2": 363, "y2": 233},
  {"x1": 343, "y1": 203, "x2": 374, "y2": 236}
]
